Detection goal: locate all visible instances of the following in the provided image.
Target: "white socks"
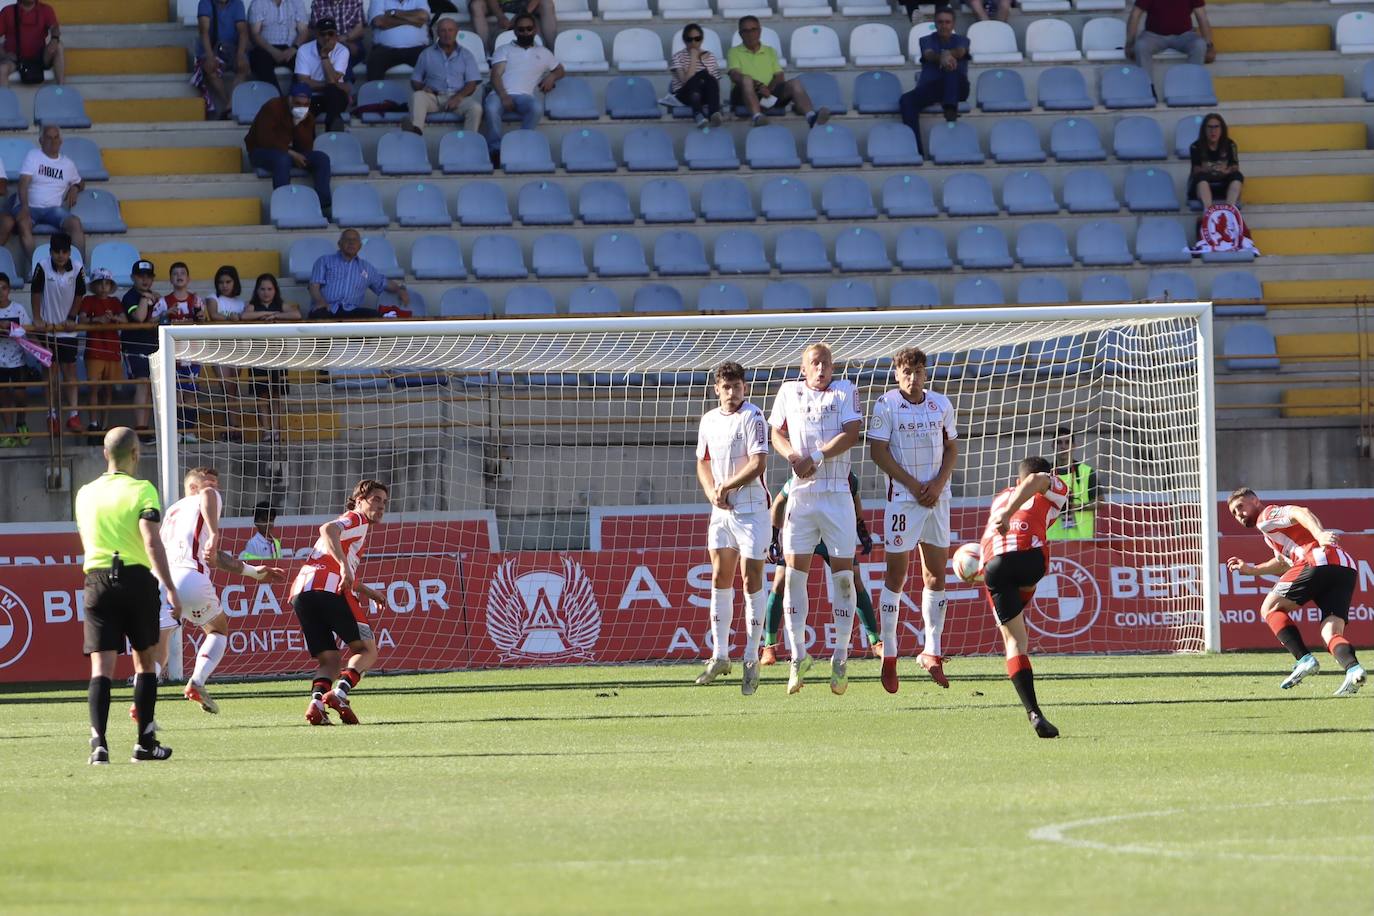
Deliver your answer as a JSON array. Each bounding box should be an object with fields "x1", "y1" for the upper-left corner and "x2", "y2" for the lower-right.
[
  {"x1": 709, "y1": 587, "x2": 734, "y2": 661},
  {"x1": 191, "y1": 632, "x2": 227, "y2": 686},
  {"x1": 784, "y1": 567, "x2": 809, "y2": 659},
  {"x1": 922, "y1": 589, "x2": 948, "y2": 658},
  {"x1": 879, "y1": 587, "x2": 901, "y2": 659},
  {"x1": 831, "y1": 570, "x2": 856, "y2": 664},
  {"x1": 743, "y1": 588, "x2": 767, "y2": 663}
]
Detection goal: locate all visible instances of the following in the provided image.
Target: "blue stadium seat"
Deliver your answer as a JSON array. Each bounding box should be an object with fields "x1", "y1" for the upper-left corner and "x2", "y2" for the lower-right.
[
  {"x1": 966, "y1": 344, "x2": 1023, "y2": 378},
  {"x1": 746, "y1": 125, "x2": 801, "y2": 169},
  {"x1": 836, "y1": 227, "x2": 891, "y2": 272},
  {"x1": 762, "y1": 280, "x2": 814, "y2": 311},
  {"x1": 568, "y1": 284, "x2": 622, "y2": 314},
  {"x1": 654, "y1": 230, "x2": 710, "y2": 275},
  {"x1": 698, "y1": 282, "x2": 750, "y2": 314},
  {"x1": 866, "y1": 123, "x2": 922, "y2": 166},
  {"x1": 456, "y1": 182, "x2": 513, "y2": 226},
  {"x1": 713, "y1": 229, "x2": 770, "y2": 274},
  {"x1": 31, "y1": 242, "x2": 82, "y2": 274},
  {"x1": 72, "y1": 189, "x2": 126, "y2": 233},
  {"x1": 561, "y1": 128, "x2": 616, "y2": 172},
  {"x1": 640, "y1": 178, "x2": 694, "y2": 223},
  {"x1": 976, "y1": 68, "x2": 1031, "y2": 112},
  {"x1": 1124, "y1": 167, "x2": 1179, "y2": 212},
  {"x1": 532, "y1": 232, "x2": 590, "y2": 278},
  {"x1": 826, "y1": 280, "x2": 877, "y2": 311},
  {"x1": 270, "y1": 185, "x2": 328, "y2": 229},
  {"x1": 606, "y1": 76, "x2": 662, "y2": 118},
  {"x1": 360, "y1": 236, "x2": 403, "y2": 278},
  {"x1": 957, "y1": 225, "x2": 1013, "y2": 269},
  {"x1": 1113, "y1": 116, "x2": 1167, "y2": 160},
  {"x1": 774, "y1": 228, "x2": 831, "y2": 273},
  {"x1": 546, "y1": 77, "x2": 600, "y2": 119},
  {"x1": 471, "y1": 235, "x2": 528, "y2": 278},
  {"x1": 952, "y1": 276, "x2": 1005, "y2": 306},
  {"x1": 1135, "y1": 217, "x2": 1191, "y2": 264},
  {"x1": 623, "y1": 126, "x2": 679, "y2": 170},
  {"x1": 395, "y1": 182, "x2": 451, "y2": 226},
  {"x1": 503, "y1": 129, "x2": 556, "y2": 173},
  {"x1": 1017, "y1": 275, "x2": 1069, "y2": 304},
  {"x1": 761, "y1": 176, "x2": 816, "y2": 220},
  {"x1": 989, "y1": 118, "x2": 1046, "y2": 163},
  {"x1": 332, "y1": 182, "x2": 388, "y2": 228},
  {"x1": 1081, "y1": 272, "x2": 1133, "y2": 303},
  {"x1": 0, "y1": 138, "x2": 32, "y2": 180},
  {"x1": 1037, "y1": 66, "x2": 1093, "y2": 110},
  {"x1": 890, "y1": 278, "x2": 941, "y2": 308},
  {"x1": 1003, "y1": 170, "x2": 1057, "y2": 215},
  {"x1": 1174, "y1": 114, "x2": 1205, "y2": 158},
  {"x1": 928, "y1": 120, "x2": 984, "y2": 165},
  {"x1": 854, "y1": 70, "x2": 902, "y2": 114},
  {"x1": 287, "y1": 237, "x2": 332, "y2": 282},
  {"x1": 1163, "y1": 64, "x2": 1217, "y2": 107},
  {"x1": 942, "y1": 172, "x2": 998, "y2": 217},
  {"x1": 1211, "y1": 270, "x2": 1265, "y2": 316},
  {"x1": 1364, "y1": 60, "x2": 1374, "y2": 102},
  {"x1": 633, "y1": 283, "x2": 686, "y2": 313},
  {"x1": 701, "y1": 177, "x2": 756, "y2": 222},
  {"x1": 0, "y1": 88, "x2": 27, "y2": 131},
  {"x1": 685, "y1": 127, "x2": 740, "y2": 169},
  {"x1": 0, "y1": 246, "x2": 21, "y2": 287},
  {"x1": 1145, "y1": 270, "x2": 1199, "y2": 301},
  {"x1": 410, "y1": 234, "x2": 465, "y2": 279},
  {"x1": 439, "y1": 287, "x2": 493, "y2": 318},
  {"x1": 895, "y1": 226, "x2": 952, "y2": 270},
  {"x1": 807, "y1": 123, "x2": 862, "y2": 168},
  {"x1": 231, "y1": 81, "x2": 277, "y2": 125},
  {"x1": 798, "y1": 72, "x2": 848, "y2": 115},
  {"x1": 1223, "y1": 323, "x2": 1279, "y2": 371},
  {"x1": 355, "y1": 81, "x2": 409, "y2": 123},
  {"x1": 1016, "y1": 223, "x2": 1073, "y2": 267},
  {"x1": 1049, "y1": 117, "x2": 1106, "y2": 161},
  {"x1": 1075, "y1": 220, "x2": 1133, "y2": 266},
  {"x1": 1100, "y1": 65, "x2": 1156, "y2": 109},
  {"x1": 63, "y1": 137, "x2": 108, "y2": 181},
  {"x1": 578, "y1": 180, "x2": 634, "y2": 224},
  {"x1": 593, "y1": 231, "x2": 650, "y2": 276},
  {"x1": 517, "y1": 180, "x2": 574, "y2": 225},
  {"x1": 376, "y1": 130, "x2": 432, "y2": 175},
  {"x1": 1027, "y1": 334, "x2": 1086, "y2": 377},
  {"x1": 504, "y1": 285, "x2": 559, "y2": 316},
  {"x1": 317, "y1": 131, "x2": 370, "y2": 176},
  {"x1": 881, "y1": 174, "x2": 937, "y2": 217},
  {"x1": 439, "y1": 130, "x2": 493, "y2": 174},
  {"x1": 820, "y1": 175, "x2": 877, "y2": 219},
  {"x1": 1063, "y1": 167, "x2": 1119, "y2": 213}
]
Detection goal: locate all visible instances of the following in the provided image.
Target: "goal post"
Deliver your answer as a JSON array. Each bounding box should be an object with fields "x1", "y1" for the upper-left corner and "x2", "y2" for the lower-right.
[{"x1": 151, "y1": 303, "x2": 1220, "y2": 678}]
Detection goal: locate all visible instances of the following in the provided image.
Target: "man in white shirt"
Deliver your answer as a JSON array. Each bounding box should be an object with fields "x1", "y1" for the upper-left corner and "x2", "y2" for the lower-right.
[
  {"x1": 480, "y1": 12, "x2": 564, "y2": 159},
  {"x1": 365, "y1": 0, "x2": 429, "y2": 81},
  {"x1": 0, "y1": 272, "x2": 32, "y2": 447},
  {"x1": 293, "y1": 16, "x2": 351, "y2": 131},
  {"x1": 12, "y1": 122, "x2": 83, "y2": 261},
  {"x1": 247, "y1": 0, "x2": 309, "y2": 88}
]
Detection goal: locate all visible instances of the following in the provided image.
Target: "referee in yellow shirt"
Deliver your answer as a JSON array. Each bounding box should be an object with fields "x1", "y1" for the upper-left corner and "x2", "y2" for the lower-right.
[{"x1": 75, "y1": 427, "x2": 182, "y2": 765}]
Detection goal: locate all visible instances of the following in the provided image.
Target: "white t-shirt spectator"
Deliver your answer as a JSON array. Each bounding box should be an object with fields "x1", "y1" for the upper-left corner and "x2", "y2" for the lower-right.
[
  {"x1": 21, "y1": 149, "x2": 80, "y2": 210},
  {"x1": 295, "y1": 37, "x2": 350, "y2": 80},
  {"x1": 490, "y1": 43, "x2": 559, "y2": 97},
  {"x1": 0, "y1": 301, "x2": 32, "y2": 368},
  {"x1": 368, "y1": 0, "x2": 427, "y2": 48},
  {"x1": 249, "y1": 0, "x2": 309, "y2": 47}
]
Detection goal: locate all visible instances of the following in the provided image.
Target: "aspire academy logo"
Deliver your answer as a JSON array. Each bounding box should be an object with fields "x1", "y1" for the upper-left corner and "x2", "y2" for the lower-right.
[
  {"x1": 0, "y1": 585, "x2": 33, "y2": 669},
  {"x1": 486, "y1": 556, "x2": 601, "y2": 661}
]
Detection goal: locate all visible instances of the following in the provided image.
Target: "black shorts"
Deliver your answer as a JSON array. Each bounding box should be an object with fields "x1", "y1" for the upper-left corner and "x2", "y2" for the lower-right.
[
  {"x1": 292, "y1": 589, "x2": 368, "y2": 657},
  {"x1": 1272, "y1": 564, "x2": 1357, "y2": 621},
  {"x1": 83, "y1": 565, "x2": 161, "y2": 654},
  {"x1": 983, "y1": 549, "x2": 1046, "y2": 625},
  {"x1": 0, "y1": 364, "x2": 24, "y2": 383},
  {"x1": 252, "y1": 368, "x2": 287, "y2": 400},
  {"x1": 123, "y1": 351, "x2": 150, "y2": 380},
  {"x1": 730, "y1": 80, "x2": 797, "y2": 111},
  {"x1": 34, "y1": 333, "x2": 77, "y2": 365}
]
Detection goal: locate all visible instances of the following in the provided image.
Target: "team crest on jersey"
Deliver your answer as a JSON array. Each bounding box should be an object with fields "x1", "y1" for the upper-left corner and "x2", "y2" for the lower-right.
[
  {"x1": 1025, "y1": 558, "x2": 1101, "y2": 639},
  {"x1": 0, "y1": 585, "x2": 33, "y2": 669},
  {"x1": 486, "y1": 557, "x2": 601, "y2": 661}
]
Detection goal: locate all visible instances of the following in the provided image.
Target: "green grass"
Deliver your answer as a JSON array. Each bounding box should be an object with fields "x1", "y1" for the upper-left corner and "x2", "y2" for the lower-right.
[{"x1": 1, "y1": 653, "x2": 1371, "y2": 915}]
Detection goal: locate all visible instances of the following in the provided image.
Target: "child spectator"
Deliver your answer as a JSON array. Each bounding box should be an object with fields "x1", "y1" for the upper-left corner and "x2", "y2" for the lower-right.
[
  {"x1": 120, "y1": 258, "x2": 159, "y2": 443},
  {"x1": 77, "y1": 267, "x2": 125, "y2": 437},
  {"x1": 208, "y1": 265, "x2": 246, "y2": 441},
  {"x1": 0, "y1": 272, "x2": 32, "y2": 446},
  {"x1": 30, "y1": 230, "x2": 84, "y2": 435},
  {"x1": 155, "y1": 262, "x2": 207, "y2": 443},
  {"x1": 242, "y1": 271, "x2": 301, "y2": 442}
]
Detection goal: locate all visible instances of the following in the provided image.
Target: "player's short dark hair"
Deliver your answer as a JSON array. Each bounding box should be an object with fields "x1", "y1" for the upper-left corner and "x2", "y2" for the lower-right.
[
  {"x1": 1019, "y1": 456, "x2": 1052, "y2": 476},
  {"x1": 738, "y1": 14, "x2": 760, "y2": 29},
  {"x1": 0, "y1": 272, "x2": 10, "y2": 287},
  {"x1": 253, "y1": 501, "x2": 277, "y2": 525},
  {"x1": 933, "y1": 5, "x2": 955, "y2": 19},
  {"x1": 1228, "y1": 487, "x2": 1256, "y2": 504},
  {"x1": 169, "y1": 261, "x2": 190, "y2": 276},
  {"x1": 347, "y1": 479, "x2": 389, "y2": 510},
  {"x1": 714, "y1": 361, "x2": 745, "y2": 384},
  {"x1": 512, "y1": 11, "x2": 536, "y2": 27},
  {"x1": 893, "y1": 347, "x2": 927, "y2": 371},
  {"x1": 186, "y1": 466, "x2": 219, "y2": 485}
]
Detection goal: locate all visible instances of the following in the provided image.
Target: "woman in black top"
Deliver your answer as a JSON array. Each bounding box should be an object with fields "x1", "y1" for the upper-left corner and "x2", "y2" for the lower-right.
[
  {"x1": 1188, "y1": 112, "x2": 1243, "y2": 208},
  {"x1": 241, "y1": 272, "x2": 302, "y2": 443}
]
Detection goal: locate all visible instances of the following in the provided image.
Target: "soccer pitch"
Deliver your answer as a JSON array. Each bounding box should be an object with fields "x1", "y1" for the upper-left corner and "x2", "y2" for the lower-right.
[{"x1": 2, "y1": 653, "x2": 1370, "y2": 915}]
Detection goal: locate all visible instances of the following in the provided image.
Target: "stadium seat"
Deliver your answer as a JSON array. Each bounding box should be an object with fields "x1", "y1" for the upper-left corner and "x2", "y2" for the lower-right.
[
  {"x1": 640, "y1": 178, "x2": 694, "y2": 223},
  {"x1": 1124, "y1": 167, "x2": 1179, "y2": 212},
  {"x1": 1174, "y1": 114, "x2": 1205, "y2": 158},
  {"x1": 456, "y1": 182, "x2": 513, "y2": 226},
  {"x1": 270, "y1": 185, "x2": 328, "y2": 229},
  {"x1": 1081, "y1": 272, "x2": 1133, "y2": 303},
  {"x1": 957, "y1": 225, "x2": 1013, "y2": 269},
  {"x1": 820, "y1": 175, "x2": 877, "y2": 219},
  {"x1": 72, "y1": 189, "x2": 126, "y2": 233},
  {"x1": 952, "y1": 276, "x2": 1004, "y2": 306},
  {"x1": 0, "y1": 246, "x2": 21, "y2": 287},
  {"x1": 1026, "y1": 19, "x2": 1082, "y2": 62},
  {"x1": 746, "y1": 125, "x2": 801, "y2": 169},
  {"x1": 501, "y1": 130, "x2": 556, "y2": 173},
  {"x1": 1113, "y1": 116, "x2": 1168, "y2": 160},
  {"x1": 410, "y1": 234, "x2": 466, "y2": 279},
  {"x1": 1101, "y1": 65, "x2": 1156, "y2": 109},
  {"x1": 1337, "y1": 11, "x2": 1374, "y2": 54},
  {"x1": 557, "y1": 29, "x2": 611, "y2": 71},
  {"x1": 658, "y1": 0, "x2": 711, "y2": 18},
  {"x1": 1364, "y1": 60, "x2": 1374, "y2": 102},
  {"x1": 1027, "y1": 334, "x2": 1086, "y2": 376},
  {"x1": 806, "y1": 123, "x2": 862, "y2": 168},
  {"x1": 605, "y1": 76, "x2": 661, "y2": 118},
  {"x1": 0, "y1": 138, "x2": 33, "y2": 181},
  {"x1": 231, "y1": 80, "x2": 277, "y2": 124},
  {"x1": 1135, "y1": 217, "x2": 1191, "y2": 264},
  {"x1": 63, "y1": 137, "x2": 108, "y2": 181},
  {"x1": 1211, "y1": 270, "x2": 1265, "y2": 316},
  {"x1": 967, "y1": 21, "x2": 1021, "y2": 63},
  {"x1": 977, "y1": 69, "x2": 1032, "y2": 112},
  {"x1": 1145, "y1": 270, "x2": 1199, "y2": 301},
  {"x1": 532, "y1": 232, "x2": 590, "y2": 278},
  {"x1": 791, "y1": 25, "x2": 845, "y2": 68},
  {"x1": 849, "y1": 23, "x2": 904, "y2": 67},
  {"x1": 504, "y1": 285, "x2": 559, "y2": 316},
  {"x1": 928, "y1": 121, "x2": 983, "y2": 165},
  {"x1": 356, "y1": 80, "x2": 409, "y2": 123},
  {"x1": 1075, "y1": 220, "x2": 1133, "y2": 266},
  {"x1": 34, "y1": 85, "x2": 90, "y2": 128},
  {"x1": 471, "y1": 235, "x2": 528, "y2": 278},
  {"x1": 713, "y1": 229, "x2": 770, "y2": 274},
  {"x1": 835, "y1": 227, "x2": 890, "y2": 272},
  {"x1": 866, "y1": 123, "x2": 922, "y2": 167},
  {"x1": 779, "y1": 0, "x2": 834, "y2": 18},
  {"x1": 1222, "y1": 324, "x2": 1278, "y2": 372},
  {"x1": 1063, "y1": 167, "x2": 1119, "y2": 213},
  {"x1": 331, "y1": 182, "x2": 388, "y2": 228},
  {"x1": 1017, "y1": 275, "x2": 1070, "y2": 304},
  {"x1": 1050, "y1": 117, "x2": 1106, "y2": 161},
  {"x1": 798, "y1": 72, "x2": 847, "y2": 115},
  {"x1": 546, "y1": 77, "x2": 600, "y2": 119},
  {"x1": 670, "y1": 26, "x2": 725, "y2": 63},
  {"x1": 376, "y1": 130, "x2": 432, "y2": 175},
  {"x1": 881, "y1": 174, "x2": 937, "y2": 217},
  {"x1": 685, "y1": 127, "x2": 740, "y2": 169},
  {"x1": 895, "y1": 225, "x2": 952, "y2": 270},
  {"x1": 700, "y1": 177, "x2": 757, "y2": 221},
  {"x1": 942, "y1": 172, "x2": 998, "y2": 217},
  {"x1": 1002, "y1": 170, "x2": 1058, "y2": 215},
  {"x1": 774, "y1": 228, "x2": 831, "y2": 273},
  {"x1": 287, "y1": 237, "x2": 332, "y2": 282},
  {"x1": 633, "y1": 283, "x2": 686, "y2": 313},
  {"x1": 517, "y1": 180, "x2": 574, "y2": 225},
  {"x1": 890, "y1": 278, "x2": 941, "y2": 308},
  {"x1": 396, "y1": 182, "x2": 452, "y2": 227},
  {"x1": 1016, "y1": 223, "x2": 1073, "y2": 267},
  {"x1": 594, "y1": 231, "x2": 650, "y2": 276},
  {"x1": 1037, "y1": 67, "x2": 1093, "y2": 110},
  {"x1": 1163, "y1": 64, "x2": 1217, "y2": 107},
  {"x1": 359, "y1": 236, "x2": 403, "y2": 278},
  {"x1": 0, "y1": 88, "x2": 26, "y2": 131},
  {"x1": 601, "y1": 0, "x2": 652, "y2": 19},
  {"x1": 561, "y1": 128, "x2": 615, "y2": 172},
  {"x1": 439, "y1": 287, "x2": 492, "y2": 318},
  {"x1": 697, "y1": 282, "x2": 749, "y2": 313},
  {"x1": 457, "y1": 29, "x2": 489, "y2": 73},
  {"x1": 762, "y1": 280, "x2": 814, "y2": 311},
  {"x1": 761, "y1": 176, "x2": 817, "y2": 220},
  {"x1": 612, "y1": 28, "x2": 666, "y2": 71},
  {"x1": 966, "y1": 344, "x2": 1023, "y2": 378},
  {"x1": 826, "y1": 280, "x2": 877, "y2": 311},
  {"x1": 654, "y1": 230, "x2": 710, "y2": 275},
  {"x1": 439, "y1": 130, "x2": 493, "y2": 174},
  {"x1": 568, "y1": 284, "x2": 621, "y2": 314},
  {"x1": 623, "y1": 126, "x2": 679, "y2": 171},
  {"x1": 578, "y1": 180, "x2": 634, "y2": 224},
  {"x1": 1082, "y1": 17, "x2": 1127, "y2": 61}
]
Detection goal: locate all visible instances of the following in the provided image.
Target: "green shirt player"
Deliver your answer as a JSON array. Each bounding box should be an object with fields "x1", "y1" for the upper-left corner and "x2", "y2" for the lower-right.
[
  {"x1": 760, "y1": 471, "x2": 879, "y2": 666},
  {"x1": 74, "y1": 427, "x2": 181, "y2": 765}
]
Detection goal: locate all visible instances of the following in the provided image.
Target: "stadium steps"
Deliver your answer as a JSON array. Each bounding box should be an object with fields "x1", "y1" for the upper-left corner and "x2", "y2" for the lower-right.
[
  {"x1": 1250, "y1": 226, "x2": 1374, "y2": 256},
  {"x1": 149, "y1": 249, "x2": 281, "y2": 278},
  {"x1": 1215, "y1": 74, "x2": 1346, "y2": 102},
  {"x1": 103, "y1": 146, "x2": 242, "y2": 177},
  {"x1": 67, "y1": 47, "x2": 185, "y2": 77},
  {"x1": 1276, "y1": 331, "x2": 1373, "y2": 362},
  {"x1": 120, "y1": 197, "x2": 261, "y2": 229},
  {"x1": 1263, "y1": 278, "x2": 1374, "y2": 308},
  {"x1": 50, "y1": 0, "x2": 167, "y2": 25},
  {"x1": 87, "y1": 97, "x2": 204, "y2": 124},
  {"x1": 1281, "y1": 387, "x2": 1369, "y2": 418},
  {"x1": 1213, "y1": 25, "x2": 1329, "y2": 53},
  {"x1": 1245, "y1": 175, "x2": 1374, "y2": 206},
  {"x1": 283, "y1": 412, "x2": 340, "y2": 442}
]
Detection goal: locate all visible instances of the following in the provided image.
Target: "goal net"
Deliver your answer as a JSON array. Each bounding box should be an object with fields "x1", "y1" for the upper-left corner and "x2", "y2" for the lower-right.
[{"x1": 151, "y1": 305, "x2": 1219, "y2": 679}]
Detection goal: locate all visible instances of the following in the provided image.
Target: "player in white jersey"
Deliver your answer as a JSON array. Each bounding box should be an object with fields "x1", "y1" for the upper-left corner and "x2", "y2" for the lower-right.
[
  {"x1": 868, "y1": 346, "x2": 959, "y2": 694},
  {"x1": 694, "y1": 361, "x2": 771, "y2": 695},
  {"x1": 768, "y1": 342, "x2": 864, "y2": 695}
]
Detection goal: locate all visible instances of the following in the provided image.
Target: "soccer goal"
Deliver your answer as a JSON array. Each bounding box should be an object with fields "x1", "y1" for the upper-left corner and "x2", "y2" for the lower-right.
[{"x1": 151, "y1": 304, "x2": 1219, "y2": 679}]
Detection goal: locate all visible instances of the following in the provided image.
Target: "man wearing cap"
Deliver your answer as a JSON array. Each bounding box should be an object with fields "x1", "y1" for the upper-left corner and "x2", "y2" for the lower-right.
[
  {"x1": 13, "y1": 122, "x2": 84, "y2": 263},
  {"x1": 121, "y1": 259, "x2": 160, "y2": 443},
  {"x1": 294, "y1": 15, "x2": 350, "y2": 132},
  {"x1": 308, "y1": 228, "x2": 409, "y2": 319},
  {"x1": 245, "y1": 80, "x2": 332, "y2": 213},
  {"x1": 406, "y1": 14, "x2": 480, "y2": 135}
]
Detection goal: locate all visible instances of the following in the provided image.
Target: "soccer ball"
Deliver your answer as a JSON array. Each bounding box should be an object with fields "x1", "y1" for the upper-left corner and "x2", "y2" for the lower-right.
[{"x1": 951, "y1": 543, "x2": 983, "y2": 584}]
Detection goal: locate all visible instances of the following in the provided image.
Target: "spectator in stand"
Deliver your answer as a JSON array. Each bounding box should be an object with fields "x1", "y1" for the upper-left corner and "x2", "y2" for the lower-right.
[
  {"x1": 1188, "y1": 112, "x2": 1243, "y2": 208},
  {"x1": 206, "y1": 266, "x2": 246, "y2": 442},
  {"x1": 0, "y1": 176, "x2": 17, "y2": 250},
  {"x1": 157, "y1": 263, "x2": 209, "y2": 325},
  {"x1": 242, "y1": 273, "x2": 300, "y2": 442},
  {"x1": 366, "y1": 0, "x2": 431, "y2": 81},
  {"x1": 481, "y1": 13, "x2": 564, "y2": 163},
  {"x1": 77, "y1": 267, "x2": 126, "y2": 438},
  {"x1": 310, "y1": 0, "x2": 366, "y2": 73},
  {"x1": 246, "y1": 81, "x2": 333, "y2": 213},
  {"x1": 308, "y1": 228, "x2": 409, "y2": 319},
  {"x1": 0, "y1": 0, "x2": 64, "y2": 86},
  {"x1": 197, "y1": 0, "x2": 252, "y2": 120},
  {"x1": 247, "y1": 0, "x2": 310, "y2": 90},
  {"x1": 469, "y1": 0, "x2": 555, "y2": 58},
  {"x1": 13, "y1": 123, "x2": 84, "y2": 264},
  {"x1": 899, "y1": 6, "x2": 970, "y2": 157},
  {"x1": 29, "y1": 231, "x2": 83, "y2": 436},
  {"x1": 121, "y1": 259, "x2": 159, "y2": 443},
  {"x1": 726, "y1": 15, "x2": 828, "y2": 130},
  {"x1": 966, "y1": 0, "x2": 1010, "y2": 21},
  {"x1": 1126, "y1": 0, "x2": 1214, "y2": 78},
  {"x1": 0, "y1": 273, "x2": 32, "y2": 447},
  {"x1": 405, "y1": 14, "x2": 481, "y2": 135},
  {"x1": 295, "y1": 18, "x2": 351, "y2": 131},
  {"x1": 670, "y1": 23, "x2": 722, "y2": 129}
]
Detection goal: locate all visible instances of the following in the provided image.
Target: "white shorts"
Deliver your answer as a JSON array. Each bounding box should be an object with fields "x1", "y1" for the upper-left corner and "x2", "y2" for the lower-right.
[
  {"x1": 782, "y1": 488, "x2": 857, "y2": 558},
  {"x1": 883, "y1": 497, "x2": 951, "y2": 553},
  {"x1": 161, "y1": 567, "x2": 223, "y2": 629},
  {"x1": 707, "y1": 508, "x2": 770, "y2": 561}
]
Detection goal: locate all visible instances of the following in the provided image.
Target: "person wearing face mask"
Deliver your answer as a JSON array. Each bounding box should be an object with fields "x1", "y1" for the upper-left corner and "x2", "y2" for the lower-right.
[
  {"x1": 480, "y1": 11, "x2": 563, "y2": 164},
  {"x1": 244, "y1": 80, "x2": 333, "y2": 216}
]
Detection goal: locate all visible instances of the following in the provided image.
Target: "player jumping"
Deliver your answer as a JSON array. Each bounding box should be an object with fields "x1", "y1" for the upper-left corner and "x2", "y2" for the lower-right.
[
  {"x1": 289, "y1": 479, "x2": 391, "y2": 725},
  {"x1": 1225, "y1": 489, "x2": 1365, "y2": 696},
  {"x1": 869, "y1": 346, "x2": 959, "y2": 693},
  {"x1": 768, "y1": 342, "x2": 864, "y2": 695},
  {"x1": 980, "y1": 456, "x2": 1069, "y2": 738},
  {"x1": 694, "y1": 361, "x2": 771, "y2": 695}
]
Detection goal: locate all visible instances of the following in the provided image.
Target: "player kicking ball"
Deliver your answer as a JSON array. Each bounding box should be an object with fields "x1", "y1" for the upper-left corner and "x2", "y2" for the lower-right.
[
  {"x1": 768, "y1": 343, "x2": 864, "y2": 695},
  {"x1": 868, "y1": 346, "x2": 958, "y2": 693},
  {"x1": 1225, "y1": 488, "x2": 1366, "y2": 696},
  {"x1": 289, "y1": 479, "x2": 391, "y2": 725},
  {"x1": 693, "y1": 361, "x2": 771, "y2": 695}
]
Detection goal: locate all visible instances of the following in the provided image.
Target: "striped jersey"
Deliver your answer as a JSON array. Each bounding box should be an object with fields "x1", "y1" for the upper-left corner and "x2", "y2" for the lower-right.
[
  {"x1": 1258, "y1": 505, "x2": 1355, "y2": 569},
  {"x1": 867, "y1": 388, "x2": 957, "y2": 502},
  {"x1": 289, "y1": 510, "x2": 372, "y2": 615},
  {"x1": 696, "y1": 401, "x2": 769, "y2": 513},
  {"x1": 768, "y1": 378, "x2": 863, "y2": 494},
  {"x1": 162, "y1": 488, "x2": 222, "y2": 574},
  {"x1": 981, "y1": 474, "x2": 1071, "y2": 562}
]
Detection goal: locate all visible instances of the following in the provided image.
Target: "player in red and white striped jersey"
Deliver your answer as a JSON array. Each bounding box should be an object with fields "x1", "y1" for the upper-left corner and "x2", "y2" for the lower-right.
[
  {"x1": 1226, "y1": 488, "x2": 1365, "y2": 696},
  {"x1": 289, "y1": 479, "x2": 390, "y2": 725},
  {"x1": 978, "y1": 456, "x2": 1070, "y2": 738}
]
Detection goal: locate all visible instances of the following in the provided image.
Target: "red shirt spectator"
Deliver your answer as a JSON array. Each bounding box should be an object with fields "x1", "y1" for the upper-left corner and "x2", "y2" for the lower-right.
[
  {"x1": 1134, "y1": 0, "x2": 1204, "y2": 37},
  {"x1": 0, "y1": 0, "x2": 58, "y2": 61},
  {"x1": 79, "y1": 293, "x2": 125, "y2": 362}
]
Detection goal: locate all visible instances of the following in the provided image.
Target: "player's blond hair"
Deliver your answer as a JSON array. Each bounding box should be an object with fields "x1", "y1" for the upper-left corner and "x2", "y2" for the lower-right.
[
  {"x1": 347, "y1": 479, "x2": 390, "y2": 510},
  {"x1": 801, "y1": 342, "x2": 832, "y2": 363},
  {"x1": 185, "y1": 466, "x2": 219, "y2": 487}
]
